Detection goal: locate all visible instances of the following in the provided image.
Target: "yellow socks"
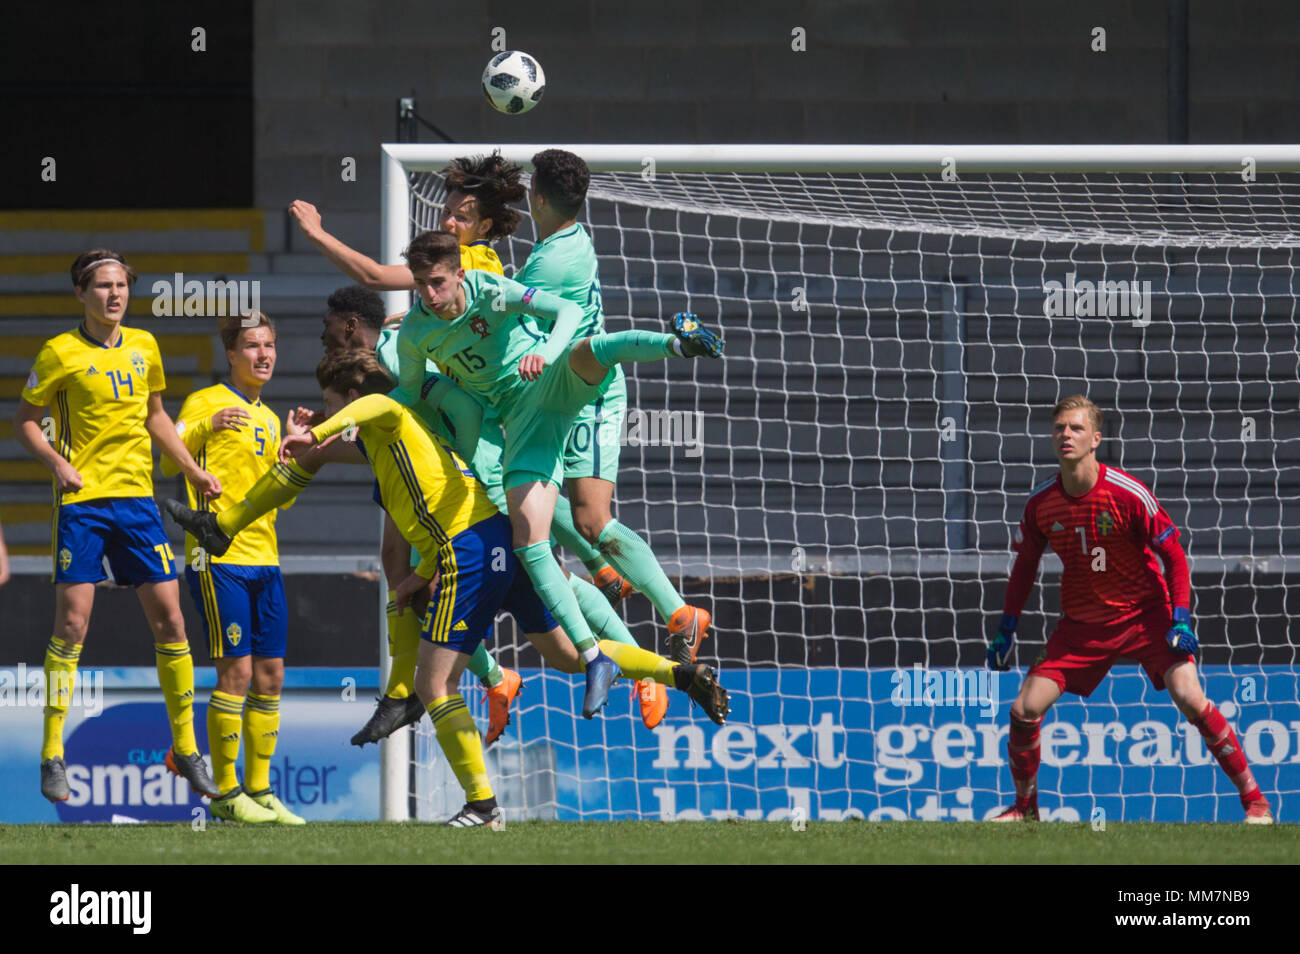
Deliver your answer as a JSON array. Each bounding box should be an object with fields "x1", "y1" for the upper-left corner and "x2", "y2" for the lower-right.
[
  {"x1": 207, "y1": 690, "x2": 244, "y2": 793},
  {"x1": 154, "y1": 642, "x2": 198, "y2": 756},
  {"x1": 243, "y1": 692, "x2": 280, "y2": 793},
  {"x1": 597, "y1": 639, "x2": 676, "y2": 684},
  {"x1": 41, "y1": 637, "x2": 82, "y2": 761},
  {"x1": 428, "y1": 695, "x2": 492, "y2": 802},
  {"x1": 384, "y1": 589, "x2": 421, "y2": 699},
  {"x1": 217, "y1": 459, "x2": 314, "y2": 536}
]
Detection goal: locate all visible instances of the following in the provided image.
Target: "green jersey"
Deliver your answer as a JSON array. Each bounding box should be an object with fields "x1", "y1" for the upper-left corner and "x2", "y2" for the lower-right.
[
  {"x1": 392, "y1": 269, "x2": 582, "y2": 416},
  {"x1": 516, "y1": 224, "x2": 605, "y2": 338}
]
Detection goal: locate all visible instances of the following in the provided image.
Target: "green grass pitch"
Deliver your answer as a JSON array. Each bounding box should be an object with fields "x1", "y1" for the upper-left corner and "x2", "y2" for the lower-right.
[{"x1": 2, "y1": 820, "x2": 1295, "y2": 864}]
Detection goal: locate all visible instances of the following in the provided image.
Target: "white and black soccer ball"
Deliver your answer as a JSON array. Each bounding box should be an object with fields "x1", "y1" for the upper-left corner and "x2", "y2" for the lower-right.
[{"x1": 481, "y1": 51, "x2": 545, "y2": 115}]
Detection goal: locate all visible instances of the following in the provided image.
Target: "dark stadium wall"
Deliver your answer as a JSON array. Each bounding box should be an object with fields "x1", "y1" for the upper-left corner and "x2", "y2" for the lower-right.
[
  {"x1": 0, "y1": 0, "x2": 252, "y2": 209},
  {"x1": 253, "y1": 0, "x2": 1300, "y2": 252}
]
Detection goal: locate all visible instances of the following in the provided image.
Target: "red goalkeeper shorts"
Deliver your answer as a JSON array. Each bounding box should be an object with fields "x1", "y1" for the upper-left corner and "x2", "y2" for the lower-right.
[{"x1": 1028, "y1": 604, "x2": 1194, "y2": 697}]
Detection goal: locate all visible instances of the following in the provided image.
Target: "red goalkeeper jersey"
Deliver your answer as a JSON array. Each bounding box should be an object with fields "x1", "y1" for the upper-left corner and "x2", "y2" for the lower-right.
[{"x1": 1006, "y1": 463, "x2": 1190, "y2": 625}]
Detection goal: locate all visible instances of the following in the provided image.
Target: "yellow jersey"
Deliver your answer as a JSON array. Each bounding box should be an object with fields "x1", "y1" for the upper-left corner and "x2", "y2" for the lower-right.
[
  {"x1": 164, "y1": 382, "x2": 286, "y2": 567},
  {"x1": 20, "y1": 324, "x2": 166, "y2": 506},
  {"x1": 310, "y1": 394, "x2": 498, "y2": 578},
  {"x1": 461, "y1": 242, "x2": 503, "y2": 274}
]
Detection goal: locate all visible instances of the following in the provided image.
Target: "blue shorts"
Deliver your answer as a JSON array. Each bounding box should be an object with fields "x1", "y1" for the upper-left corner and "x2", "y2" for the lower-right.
[
  {"x1": 422, "y1": 513, "x2": 557, "y2": 653},
  {"x1": 185, "y1": 563, "x2": 288, "y2": 660},
  {"x1": 54, "y1": 497, "x2": 177, "y2": 586}
]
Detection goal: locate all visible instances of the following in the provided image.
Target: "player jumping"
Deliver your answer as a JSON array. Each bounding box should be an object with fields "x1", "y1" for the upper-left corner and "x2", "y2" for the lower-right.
[
  {"x1": 987, "y1": 395, "x2": 1273, "y2": 823},
  {"x1": 280, "y1": 350, "x2": 729, "y2": 825},
  {"x1": 15, "y1": 250, "x2": 222, "y2": 804},
  {"x1": 386, "y1": 230, "x2": 721, "y2": 720},
  {"x1": 162, "y1": 313, "x2": 305, "y2": 824}
]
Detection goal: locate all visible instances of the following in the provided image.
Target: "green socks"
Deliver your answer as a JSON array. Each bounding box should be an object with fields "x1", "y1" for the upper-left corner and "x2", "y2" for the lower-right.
[
  {"x1": 552, "y1": 493, "x2": 607, "y2": 573},
  {"x1": 514, "y1": 541, "x2": 598, "y2": 654},
  {"x1": 569, "y1": 573, "x2": 637, "y2": 646},
  {"x1": 590, "y1": 331, "x2": 677, "y2": 367},
  {"x1": 467, "y1": 643, "x2": 503, "y2": 688},
  {"x1": 595, "y1": 520, "x2": 686, "y2": 622}
]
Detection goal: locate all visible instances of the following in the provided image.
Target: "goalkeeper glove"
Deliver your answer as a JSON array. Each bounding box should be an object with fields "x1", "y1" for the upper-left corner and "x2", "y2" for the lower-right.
[
  {"x1": 987, "y1": 613, "x2": 1017, "y2": 671},
  {"x1": 1167, "y1": 607, "x2": 1198, "y2": 655}
]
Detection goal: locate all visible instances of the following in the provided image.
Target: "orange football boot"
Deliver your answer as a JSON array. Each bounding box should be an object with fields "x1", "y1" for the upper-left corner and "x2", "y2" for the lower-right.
[
  {"x1": 667, "y1": 605, "x2": 711, "y2": 664},
  {"x1": 633, "y1": 679, "x2": 669, "y2": 729},
  {"x1": 592, "y1": 566, "x2": 634, "y2": 607},
  {"x1": 484, "y1": 668, "x2": 523, "y2": 747}
]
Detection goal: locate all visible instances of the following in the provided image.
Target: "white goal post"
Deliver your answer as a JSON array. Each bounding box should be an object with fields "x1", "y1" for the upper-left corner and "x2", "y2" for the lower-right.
[{"x1": 377, "y1": 144, "x2": 1300, "y2": 823}]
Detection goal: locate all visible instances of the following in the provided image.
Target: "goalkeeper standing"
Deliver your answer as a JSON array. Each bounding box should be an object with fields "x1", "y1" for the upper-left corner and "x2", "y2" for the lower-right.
[{"x1": 987, "y1": 396, "x2": 1273, "y2": 823}]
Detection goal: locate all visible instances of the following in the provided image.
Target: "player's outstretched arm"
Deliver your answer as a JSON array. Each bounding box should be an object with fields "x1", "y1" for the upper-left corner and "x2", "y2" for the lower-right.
[
  {"x1": 290, "y1": 200, "x2": 414, "y2": 291},
  {"x1": 513, "y1": 285, "x2": 584, "y2": 380},
  {"x1": 147, "y1": 394, "x2": 221, "y2": 498},
  {"x1": 283, "y1": 393, "x2": 405, "y2": 463}
]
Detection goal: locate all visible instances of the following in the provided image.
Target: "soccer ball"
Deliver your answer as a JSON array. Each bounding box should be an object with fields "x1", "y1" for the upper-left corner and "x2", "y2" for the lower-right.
[{"x1": 481, "y1": 51, "x2": 545, "y2": 115}]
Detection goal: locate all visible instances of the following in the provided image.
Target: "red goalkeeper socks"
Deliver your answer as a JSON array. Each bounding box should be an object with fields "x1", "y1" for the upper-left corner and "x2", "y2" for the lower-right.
[
  {"x1": 1007, "y1": 713, "x2": 1042, "y2": 807},
  {"x1": 1191, "y1": 702, "x2": 1264, "y2": 808}
]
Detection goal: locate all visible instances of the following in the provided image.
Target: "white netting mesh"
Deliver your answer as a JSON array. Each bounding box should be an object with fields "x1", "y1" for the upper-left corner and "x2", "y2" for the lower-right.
[{"x1": 396, "y1": 162, "x2": 1299, "y2": 823}]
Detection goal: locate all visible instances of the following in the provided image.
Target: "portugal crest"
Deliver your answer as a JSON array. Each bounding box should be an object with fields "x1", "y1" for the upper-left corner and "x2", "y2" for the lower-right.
[
  {"x1": 469, "y1": 315, "x2": 490, "y2": 339},
  {"x1": 1095, "y1": 510, "x2": 1115, "y2": 536}
]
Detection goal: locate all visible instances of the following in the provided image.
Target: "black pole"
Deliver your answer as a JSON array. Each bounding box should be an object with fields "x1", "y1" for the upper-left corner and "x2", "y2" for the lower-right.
[
  {"x1": 397, "y1": 96, "x2": 417, "y2": 143},
  {"x1": 1167, "y1": 0, "x2": 1189, "y2": 143}
]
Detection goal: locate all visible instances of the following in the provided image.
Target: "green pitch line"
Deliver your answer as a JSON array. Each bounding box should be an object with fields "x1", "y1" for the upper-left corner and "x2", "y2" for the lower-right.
[{"x1": 1, "y1": 821, "x2": 1295, "y2": 865}]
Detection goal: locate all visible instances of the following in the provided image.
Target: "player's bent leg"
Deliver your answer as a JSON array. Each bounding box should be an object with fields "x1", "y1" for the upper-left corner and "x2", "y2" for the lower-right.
[
  {"x1": 524, "y1": 627, "x2": 583, "y2": 674},
  {"x1": 416, "y1": 641, "x2": 502, "y2": 829},
  {"x1": 991, "y1": 676, "x2": 1063, "y2": 822},
  {"x1": 567, "y1": 474, "x2": 705, "y2": 651},
  {"x1": 578, "y1": 315, "x2": 724, "y2": 380},
  {"x1": 596, "y1": 639, "x2": 728, "y2": 726},
  {"x1": 507, "y1": 480, "x2": 616, "y2": 716},
  {"x1": 588, "y1": 512, "x2": 712, "y2": 661},
  {"x1": 165, "y1": 454, "x2": 319, "y2": 558},
  {"x1": 1170, "y1": 661, "x2": 1272, "y2": 822},
  {"x1": 551, "y1": 490, "x2": 618, "y2": 578}
]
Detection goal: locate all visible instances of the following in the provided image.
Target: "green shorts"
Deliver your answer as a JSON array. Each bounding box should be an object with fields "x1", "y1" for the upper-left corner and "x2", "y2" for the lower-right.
[
  {"x1": 406, "y1": 391, "x2": 509, "y2": 517},
  {"x1": 563, "y1": 367, "x2": 625, "y2": 483},
  {"x1": 474, "y1": 417, "x2": 508, "y2": 512},
  {"x1": 500, "y1": 342, "x2": 610, "y2": 491}
]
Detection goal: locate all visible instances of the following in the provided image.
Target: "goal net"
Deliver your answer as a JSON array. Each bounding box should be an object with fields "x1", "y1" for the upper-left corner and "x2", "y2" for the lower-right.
[{"x1": 381, "y1": 144, "x2": 1300, "y2": 823}]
